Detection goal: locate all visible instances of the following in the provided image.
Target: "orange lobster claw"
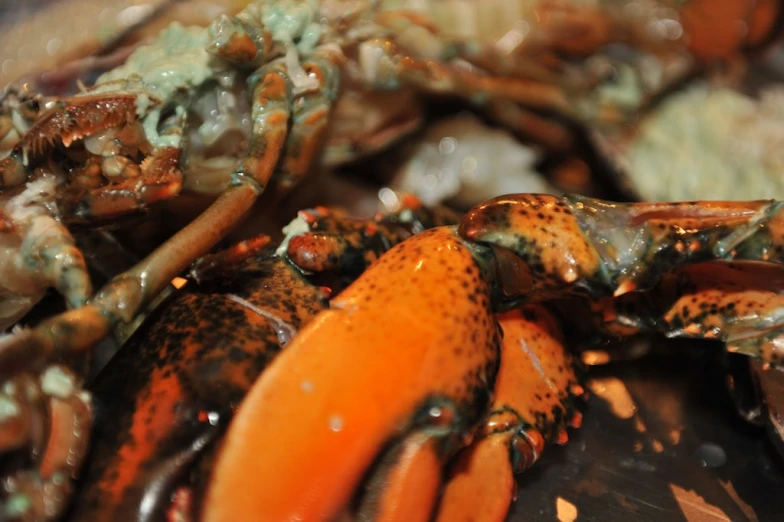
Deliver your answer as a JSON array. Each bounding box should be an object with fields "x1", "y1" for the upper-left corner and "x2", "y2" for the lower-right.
[
  {"x1": 435, "y1": 306, "x2": 581, "y2": 522},
  {"x1": 204, "y1": 227, "x2": 500, "y2": 521}
]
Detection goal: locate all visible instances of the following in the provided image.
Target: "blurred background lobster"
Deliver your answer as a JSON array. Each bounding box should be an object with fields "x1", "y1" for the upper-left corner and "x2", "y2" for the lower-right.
[{"x1": 4, "y1": 0, "x2": 784, "y2": 521}]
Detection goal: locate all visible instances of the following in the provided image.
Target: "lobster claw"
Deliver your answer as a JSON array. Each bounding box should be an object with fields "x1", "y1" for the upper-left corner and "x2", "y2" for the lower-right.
[
  {"x1": 204, "y1": 228, "x2": 501, "y2": 521},
  {"x1": 202, "y1": 223, "x2": 587, "y2": 521},
  {"x1": 461, "y1": 194, "x2": 784, "y2": 302}
]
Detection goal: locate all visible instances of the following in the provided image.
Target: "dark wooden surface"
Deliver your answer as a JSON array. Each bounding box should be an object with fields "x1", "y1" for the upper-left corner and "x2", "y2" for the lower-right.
[{"x1": 509, "y1": 341, "x2": 784, "y2": 521}]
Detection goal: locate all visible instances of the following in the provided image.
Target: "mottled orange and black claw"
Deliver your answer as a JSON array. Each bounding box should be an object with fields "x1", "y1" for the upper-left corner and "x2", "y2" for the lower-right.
[
  {"x1": 205, "y1": 227, "x2": 501, "y2": 522},
  {"x1": 461, "y1": 194, "x2": 784, "y2": 303},
  {"x1": 435, "y1": 306, "x2": 583, "y2": 522}
]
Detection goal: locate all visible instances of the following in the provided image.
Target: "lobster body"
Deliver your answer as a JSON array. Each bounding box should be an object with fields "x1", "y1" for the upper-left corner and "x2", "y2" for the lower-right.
[{"x1": 70, "y1": 254, "x2": 327, "y2": 521}]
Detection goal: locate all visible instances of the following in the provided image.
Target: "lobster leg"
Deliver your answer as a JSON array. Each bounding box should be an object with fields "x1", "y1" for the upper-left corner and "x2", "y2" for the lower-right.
[
  {"x1": 19, "y1": 216, "x2": 92, "y2": 308},
  {"x1": 0, "y1": 174, "x2": 261, "y2": 376},
  {"x1": 204, "y1": 227, "x2": 500, "y2": 521},
  {"x1": 205, "y1": 44, "x2": 339, "y2": 200},
  {"x1": 1, "y1": 367, "x2": 92, "y2": 522},
  {"x1": 358, "y1": 38, "x2": 574, "y2": 116},
  {"x1": 2, "y1": 209, "x2": 92, "y2": 309},
  {"x1": 365, "y1": 6, "x2": 628, "y2": 129},
  {"x1": 0, "y1": 178, "x2": 93, "y2": 331},
  {"x1": 435, "y1": 306, "x2": 583, "y2": 522},
  {"x1": 595, "y1": 261, "x2": 784, "y2": 365},
  {"x1": 275, "y1": 48, "x2": 342, "y2": 191},
  {"x1": 485, "y1": 99, "x2": 574, "y2": 152},
  {"x1": 233, "y1": 59, "x2": 293, "y2": 193},
  {"x1": 373, "y1": 6, "x2": 608, "y2": 80},
  {"x1": 351, "y1": 36, "x2": 588, "y2": 148},
  {"x1": 456, "y1": 3, "x2": 615, "y2": 79}
]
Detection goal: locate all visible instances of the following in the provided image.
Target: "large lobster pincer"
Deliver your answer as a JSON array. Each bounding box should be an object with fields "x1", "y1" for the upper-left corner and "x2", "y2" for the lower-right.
[
  {"x1": 205, "y1": 194, "x2": 784, "y2": 521},
  {"x1": 0, "y1": 190, "x2": 458, "y2": 521},
  {"x1": 66, "y1": 193, "x2": 460, "y2": 522}
]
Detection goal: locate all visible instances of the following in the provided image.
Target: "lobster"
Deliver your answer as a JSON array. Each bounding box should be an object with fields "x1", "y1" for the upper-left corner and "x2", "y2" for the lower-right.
[
  {"x1": 68, "y1": 195, "x2": 581, "y2": 522},
  {"x1": 2, "y1": 192, "x2": 459, "y2": 521},
  {"x1": 2, "y1": 1, "x2": 784, "y2": 520},
  {"x1": 200, "y1": 193, "x2": 784, "y2": 521},
  {"x1": 4, "y1": 192, "x2": 784, "y2": 520}
]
